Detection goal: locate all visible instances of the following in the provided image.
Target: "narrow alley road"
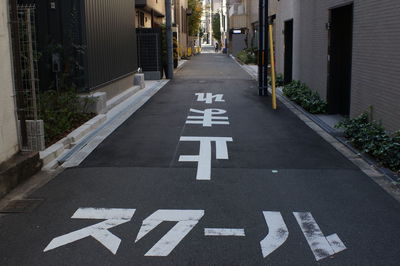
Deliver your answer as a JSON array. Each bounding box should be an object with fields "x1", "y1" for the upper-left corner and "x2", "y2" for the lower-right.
[{"x1": 1, "y1": 53, "x2": 400, "y2": 265}]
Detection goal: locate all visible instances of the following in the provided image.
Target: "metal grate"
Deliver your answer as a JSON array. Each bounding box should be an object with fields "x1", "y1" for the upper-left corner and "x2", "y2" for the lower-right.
[{"x1": 137, "y1": 28, "x2": 162, "y2": 72}]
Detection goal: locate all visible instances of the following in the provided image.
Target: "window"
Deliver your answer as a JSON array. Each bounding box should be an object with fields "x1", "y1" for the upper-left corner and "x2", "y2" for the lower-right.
[{"x1": 137, "y1": 11, "x2": 145, "y2": 28}]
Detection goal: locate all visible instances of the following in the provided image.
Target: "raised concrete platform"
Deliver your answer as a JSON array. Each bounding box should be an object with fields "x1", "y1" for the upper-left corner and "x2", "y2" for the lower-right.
[{"x1": 0, "y1": 152, "x2": 42, "y2": 199}]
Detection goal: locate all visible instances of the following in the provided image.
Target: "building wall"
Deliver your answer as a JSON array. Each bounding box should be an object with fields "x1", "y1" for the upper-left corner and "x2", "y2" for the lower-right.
[
  {"x1": 271, "y1": 0, "x2": 400, "y2": 131},
  {"x1": 175, "y1": 0, "x2": 188, "y2": 56},
  {"x1": 0, "y1": 1, "x2": 19, "y2": 163}
]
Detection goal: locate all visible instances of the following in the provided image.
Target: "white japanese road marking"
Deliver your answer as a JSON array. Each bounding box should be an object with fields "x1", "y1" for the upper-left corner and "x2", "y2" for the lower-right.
[
  {"x1": 260, "y1": 211, "x2": 289, "y2": 258},
  {"x1": 186, "y1": 108, "x2": 229, "y2": 127},
  {"x1": 293, "y1": 212, "x2": 347, "y2": 261},
  {"x1": 204, "y1": 228, "x2": 245, "y2": 236},
  {"x1": 135, "y1": 209, "x2": 205, "y2": 256},
  {"x1": 195, "y1": 93, "x2": 225, "y2": 104},
  {"x1": 44, "y1": 208, "x2": 136, "y2": 255},
  {"x1": 179, "y1": 136, "x2": 233, "y2": 180}
]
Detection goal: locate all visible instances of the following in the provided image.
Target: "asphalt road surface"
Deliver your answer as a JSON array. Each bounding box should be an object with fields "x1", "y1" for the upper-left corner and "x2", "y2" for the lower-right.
[{"x1": 1, "y1": 52, "x2": 400, "y2": 266}]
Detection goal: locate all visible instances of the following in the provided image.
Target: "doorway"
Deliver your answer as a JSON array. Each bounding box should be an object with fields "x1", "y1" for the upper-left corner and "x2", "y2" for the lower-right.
[
  {"x1": 284, "y1": 19, "x2": 293, "y2": 84},
  {"x1": 327, "y1": 4, "x2": 353, "y2": 116}
]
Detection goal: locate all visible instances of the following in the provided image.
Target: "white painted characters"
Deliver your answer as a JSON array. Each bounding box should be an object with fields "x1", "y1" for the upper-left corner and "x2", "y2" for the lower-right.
[
  {"x1": 195, "y1": 93, "x2": 225, "y2": 104},
  {"x1": 44, "y1": 208, "x2": 136, "y2": 254},
  {"x1": 179, "y1": 136, "x2": 233, "y2": 180},
  {"x1": 186, "y1": 108, "x2": 229, "y2": 127},
  {"x1": 135, "y1": 210, "x2": 204, "y2": 256},
  {"x1": 44, "y1": 208, "x2": 346, "y2": 261}
]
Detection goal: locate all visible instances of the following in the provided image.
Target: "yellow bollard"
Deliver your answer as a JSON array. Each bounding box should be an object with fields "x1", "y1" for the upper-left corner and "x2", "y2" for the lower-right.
[{"x1": 269, "y1": 24, "x2": 277, "y2": 110}]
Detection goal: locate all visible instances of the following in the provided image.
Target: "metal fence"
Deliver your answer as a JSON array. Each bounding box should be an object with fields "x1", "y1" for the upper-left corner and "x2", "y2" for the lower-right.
[{"x1": 9, "y1": 3, "x2": 44, "y2": 151}]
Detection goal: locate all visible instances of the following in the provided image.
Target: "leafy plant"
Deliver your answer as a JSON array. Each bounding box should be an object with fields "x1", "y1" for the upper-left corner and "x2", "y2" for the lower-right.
[
  {"x1": 336, "y1": 113, "x2": 400, "y2": 172},
  {"x1": 188, "y1": 0, "x2": 203, "y2": 36},
  {"x1": 39, "y1": 89, "x2": 94, "y2": 145},
  {"x1": 236, "y1": 48, "x2": 257, "y2": 64},
  {"x1": 268, "y1": 73, "x2": 285, "y2": 87},
  {"x1": 283, "y1": 81, "x2": 327, "y2": 114},
  {"x1": 212, "y1": 13, "x2": 221, "y2": 44}
]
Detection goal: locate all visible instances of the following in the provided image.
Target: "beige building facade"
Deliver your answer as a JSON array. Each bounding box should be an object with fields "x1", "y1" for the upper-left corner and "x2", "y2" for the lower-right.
[
  {"x1": 270, "y1": 0, "x2": 400, "y2": 131},
  {"x1": 136, "y1": 0, "x2": 166, "y2": 28},
  {"x1": 0, "y1": 1, "x2": 19, "y2": 163}
]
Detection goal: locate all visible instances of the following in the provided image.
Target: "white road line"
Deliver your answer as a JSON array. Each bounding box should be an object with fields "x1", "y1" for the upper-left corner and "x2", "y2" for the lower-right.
[
  {"x1": 293, "y1": 212, "x2": 346, "y2": 261},
  {"x1": 44, "y1": 208, "x2": 136, "y2": 255},
  {"x1": 260, "y1": 211, "x2": 289, "y2": 258},
  {"x1": 135, "y1": 209, "x2": 204, "y2": 257},
  {"x1": 204, "y1": 228, "x2": 245, "y2": 236}
]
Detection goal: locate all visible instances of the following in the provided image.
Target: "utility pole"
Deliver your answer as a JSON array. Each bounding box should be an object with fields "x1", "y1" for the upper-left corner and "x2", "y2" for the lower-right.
[
  {"x1": 226, "y1": 0, "x2": 230, "y2": 55},
  {"x1": 165, "y1": 0, "x2": 174, "y2": 79},
  {"x1": 258, "y1": 0, "x2": 268, "y2": 95}
]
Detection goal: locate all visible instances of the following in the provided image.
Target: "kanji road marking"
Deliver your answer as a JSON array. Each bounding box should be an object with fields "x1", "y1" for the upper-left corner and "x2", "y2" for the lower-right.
[
  {"x1": 135, "y1": 209, "x2": 205, "y2": 256},
  {"x1": 44, "y1": 208, "x2": 136, "y2": 254},
  {"x1": 186, "y1": 108, "x2": 229, "y2": 127},
  {"x1": 179, "y1": 136, "x2": 233, "y2": 180},
  {"x1": 195, "y1": 93, "x2": 225, "y2": 104}
]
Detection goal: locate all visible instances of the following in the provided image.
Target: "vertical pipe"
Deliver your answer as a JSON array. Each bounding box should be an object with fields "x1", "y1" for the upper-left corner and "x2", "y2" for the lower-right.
[
  {"x1": 269, "y1": 23, "x2": 276, "y2": 109},
  {"x1": 263, "y1": 0, "x2": 268, "y2": 95},
  {"x1": 165, "y1": 0, "x2": 174, "y2": 79},
  {"x1": 258, "y1": 0, "x2": 263, "y2": 94},
  {"x1": 226, "y1": 2, "x2": 230, "y2": 55}
]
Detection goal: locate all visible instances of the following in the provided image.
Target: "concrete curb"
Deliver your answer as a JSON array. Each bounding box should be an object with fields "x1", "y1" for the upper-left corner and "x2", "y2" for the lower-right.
[
  {"x1": 234, "y1": 58, "x2": 400, "y2": 201},
  {"x1": 39, "y1": 114, "x2": 107, "y2": 170}
]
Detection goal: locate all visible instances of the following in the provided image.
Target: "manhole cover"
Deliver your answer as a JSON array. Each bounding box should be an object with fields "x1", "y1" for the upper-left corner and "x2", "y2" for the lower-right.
[{"x1": 0, "y1": 199, "x2": 44, "y2": 213}]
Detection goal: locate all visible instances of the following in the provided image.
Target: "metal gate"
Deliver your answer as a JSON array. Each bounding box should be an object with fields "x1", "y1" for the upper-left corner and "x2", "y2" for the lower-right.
[{"x1": 137, "y1": 28, "x2": 163, "y2": 80}]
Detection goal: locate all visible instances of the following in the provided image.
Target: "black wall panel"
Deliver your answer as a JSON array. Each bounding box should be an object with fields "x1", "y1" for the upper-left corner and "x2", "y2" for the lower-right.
[{"x1": 83, "y1": 0, "x2": 138, "y2": 90}]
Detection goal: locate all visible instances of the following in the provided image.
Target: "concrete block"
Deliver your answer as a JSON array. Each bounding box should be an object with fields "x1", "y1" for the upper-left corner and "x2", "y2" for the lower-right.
[
  {"x1": 133, "y1": 73, "x2": 145, "y2": 89},
  {"x1": 25, "y1": 120, "x2": 45, "y2": 151},
  {"x1": 0, "y1": 152, "x2": 42, "y2": 199},
  {"x1": 68, "y1": 124, "x2": 92, "y2": 143},
  {"x1": 79, "y1": 92, "x2": 107, "y2": 115},
  {"x1": 107, "y1": 86, "x2": 141, "y2": 111},
  {"x1": 144, "y1": 71, "x2": 161, "y2": 80},
  {"x1": 84, "y1": 114, "x2": 107, "y2": 130},
  {"x1": 39, "y1": 143, "x2": 64, "y2": 165}
]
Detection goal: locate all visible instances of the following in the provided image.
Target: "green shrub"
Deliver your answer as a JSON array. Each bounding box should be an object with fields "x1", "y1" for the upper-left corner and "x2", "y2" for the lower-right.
[
  {"x1": 236, "y1": 48, "x2": 257, "y2": 64},
  {"x1": 283, "y1": 81, "x2": 327, "y2": 114},
  {"x1": 276, "y1": 73, "x2": 284, "y2": 87},
  {"x1": 39, "y1": 89, "x2": 94, "y2": 145},
  {"x1": 336, "y1": 113, "x2": 400, "y2": 172},
  {"x1": 268, "y1": 73, "x2": 284, "y2": 87}
]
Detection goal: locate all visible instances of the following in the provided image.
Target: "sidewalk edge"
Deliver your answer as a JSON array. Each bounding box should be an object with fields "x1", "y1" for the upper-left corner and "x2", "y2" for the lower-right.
[{"x1": 234, "y1": 60, "x2": 400, "y2": 202}]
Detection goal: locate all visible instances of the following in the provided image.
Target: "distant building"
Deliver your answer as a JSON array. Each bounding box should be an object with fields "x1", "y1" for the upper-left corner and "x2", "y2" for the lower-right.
[
  {"x1": 136, "y1": 0, "x2": 165, "y2": 28},
  {"x1": 227, "y1": 0, "x2": 258, "y2": 54},
  {"x1": 269, "y1": 0, "x2": 400, "y2": 131},
  {"x1": 173, "y1": 0, "x2": 189, "y2": 57}
]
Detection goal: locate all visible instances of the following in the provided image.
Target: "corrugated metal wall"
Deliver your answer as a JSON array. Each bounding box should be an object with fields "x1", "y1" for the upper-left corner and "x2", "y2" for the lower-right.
[{"x1": 83, "y1": 0, "x2": 137, "y2": 90}]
